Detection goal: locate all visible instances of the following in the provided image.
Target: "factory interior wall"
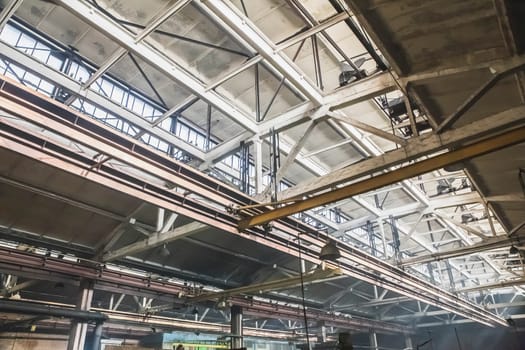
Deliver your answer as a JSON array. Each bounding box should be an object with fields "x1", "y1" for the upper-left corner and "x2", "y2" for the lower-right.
[{"x1": 0, "y1": 337, "x2": 67, "y2": 350}]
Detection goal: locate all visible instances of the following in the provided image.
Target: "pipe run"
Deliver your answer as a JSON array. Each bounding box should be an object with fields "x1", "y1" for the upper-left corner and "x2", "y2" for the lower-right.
[{"x1": 0, "y1": 299, "x2": 108, "y2": 323}]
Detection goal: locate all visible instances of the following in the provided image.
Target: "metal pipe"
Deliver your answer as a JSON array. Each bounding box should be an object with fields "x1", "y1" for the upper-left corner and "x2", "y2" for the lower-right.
[
  {"x1": 0, "y1": 246, "x2": 409, "y2": 333},
  {"x1": 91, "y1": 322, "x2": 104, "y2": 350},
  {"x1": 255, "y1": 63, "x2": 261, "y2": 122},
  {"x1": 311, "y1": 34, "x2": 323, "y2": 90},
  {"x1": 0, "y1": 299, "x2": 107, "y2": 322}
]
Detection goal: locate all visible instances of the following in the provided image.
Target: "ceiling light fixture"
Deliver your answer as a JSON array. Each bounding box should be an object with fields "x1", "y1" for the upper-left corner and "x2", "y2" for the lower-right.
[
  {"x1": 159, "y1": 243, "x2": 171, "y2": 257},
  {"x1": 319, "y1": 240, "x2": 341, "y2": 261}
]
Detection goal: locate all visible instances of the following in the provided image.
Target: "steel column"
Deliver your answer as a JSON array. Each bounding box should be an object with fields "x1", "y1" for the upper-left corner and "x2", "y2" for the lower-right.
[
  {"x1": 231, "y1": 305, "x2": 243, "y2": 349},
  {"x1": 253, "y1": 139, "x2": 264, "y2": 193},
  {"x1": 67, "y1": 279, "x2": 94, "y2": 350},
  {"x1": 369, "y1": 331, "x2": 379, "y2": 350},
  {"x1": 405, "y1": 334, "x2": 414, "y2": 350}
]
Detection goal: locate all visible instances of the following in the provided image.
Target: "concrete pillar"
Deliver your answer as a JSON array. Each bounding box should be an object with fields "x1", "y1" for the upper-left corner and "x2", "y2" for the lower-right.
[
  {"x1": 231, "y1": 305, "x2": 243, "y2": 349},
  {"x1": 369, "y1": 331, "x2": 379, "y2": 350},
  {"x1": 67, "y1": 279, "x2": 94, "y2": 350}
]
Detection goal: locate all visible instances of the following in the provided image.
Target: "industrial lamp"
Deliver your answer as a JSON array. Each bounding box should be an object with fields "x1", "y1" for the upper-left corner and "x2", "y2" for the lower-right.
[
  {"x1": 510, "y1": 245, "x2": 519, "y2": 255},
  {"x1": 159, "y1": 243, "x2": 171, "y2": 257},
  {"x1": 319, "y1": 240, "x2": 341, "y2": 261}
]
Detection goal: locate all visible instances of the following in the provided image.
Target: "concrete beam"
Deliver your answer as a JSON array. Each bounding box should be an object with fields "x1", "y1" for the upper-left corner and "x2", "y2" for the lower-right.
[
  {"x1": 102, "y1": 222, "x2": 208, "y2": 262},
  {"x1": 399, "y1": 236, "x2": 514, "y2": 267},
  {"x1": 0, "y1": 0, "x2": 23, "y2": 32},
  {"x1": 327, "y1": 111, "x2": 407, "y2": 146},
  {"x1": 56, "y1": 0, "x2": 259, "y2": 133},
  {"x1": 201, "y1": 0, "x2": 324, "y2": 105},
  {"x1": 258, "y1": 72, "x2": 396, "y2": 137},
  {"x1": 277, "y1": 106, "x2": 525, "y2": 201},
  {"x1": 0, "y1": 40, "x2": 207, "y2": 160}
]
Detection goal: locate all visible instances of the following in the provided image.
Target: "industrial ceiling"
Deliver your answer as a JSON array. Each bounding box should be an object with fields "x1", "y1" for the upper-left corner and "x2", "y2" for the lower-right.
[{"x1": 0, "y1": 0, "x2": 524, "y2": 347}]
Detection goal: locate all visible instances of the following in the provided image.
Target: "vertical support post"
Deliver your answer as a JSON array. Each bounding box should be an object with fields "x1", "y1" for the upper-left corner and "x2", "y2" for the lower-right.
[
  {"x1": 156, "y1": 208, "x2": 165, "y2": 232},
  {"x1": 369, "y1": 331, "x2": 379, "y2": 350},
  {"x1": 405, "y1": 334, "x2": 414, "y2": 350},
  {"x1": 91, "y1": 322, "x2": 104, "y2": 350},
  {"x1": 269, "y1": 128, "x2": 281, "y2": 201},
  {"x1": 255, "y1": 64, "x2": 261, "y2": 122},
  {"x1": 319, "y1": 325, "x2": 327, "y2": 343},
  {"x1": 239, "y1": 141, "x2": 250, "y2": 194},
  {"x1": 67, "y1": 279, "x2": 94, "y2": 350},
  {"x1": 367, "y1": 220, "x2": 377, "y2": 257},
  {"x1": 445, "y1": 260, "x2": 455, "y2": 292},
  {"x1": 169, "y1": 113, "x2": 179, "y2": 158},
  {"x1": 484, "y1": 202, "x2": 498, "y2": 237},
  {"x1": 389, "y1": 215, "x2": 401, "y2": 263},
  {"x1": 206, "y1": 104, "x2": 212, "y2": 150},
  {"x1": 427, "y1": 262, "x2": 436, "y2": 284},
  {"x1": 311, "y1": 34, "x2": 324, "y2": 90},
  {"x1": 404, "y1": 97, "x2": 418, "y2": 137},
  {"x1": 377, "y1": 218, "x2": 388, "y2": 257},
  {"x1": 253, "y1": 140, "x2": 264, "y2": 193},
  {"x1": 231, "y1": 305, "x2": 243, "y2": 349}
]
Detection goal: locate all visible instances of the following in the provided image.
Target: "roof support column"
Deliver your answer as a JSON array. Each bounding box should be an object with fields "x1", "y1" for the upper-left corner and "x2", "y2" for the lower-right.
[
  {"x1": 254, "y1": 139, "x2": 264, "y2": 194},
  {"x1": 231, "y1": 305, "x2": 243, "y2": 349},
  {"x1": 405, "y1": 334, "x2": 414, "y2": 350},
  {"x1": 67, "y1": 279, "x2": 94, "y2": 350},
  {"x1": 369, "y1": 331, "x2": 379, "y2": 350}
]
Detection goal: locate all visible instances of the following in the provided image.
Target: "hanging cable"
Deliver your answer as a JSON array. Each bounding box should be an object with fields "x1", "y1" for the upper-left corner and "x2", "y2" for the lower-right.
[{"x1": 297, "y1": 233, "x2": 311, "y2": 350}]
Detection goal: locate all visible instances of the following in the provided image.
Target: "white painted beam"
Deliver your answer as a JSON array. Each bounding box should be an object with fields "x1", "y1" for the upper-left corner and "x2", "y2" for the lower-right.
[
  {"x1": 0, "y1": 0, "x2": 23, "y2": 32},
  {"x1": 56, "y1": 0, "x2": 259, "y2": 133},
  {"x1": 200, "y1": 0, "x2": 324, "y2": 105},
  {"x1": 102, "y1": 221, "x2": 208, "y2": 262},
  {"x1": 0, "y1": 40, "x2": 207, "y2": 160}
]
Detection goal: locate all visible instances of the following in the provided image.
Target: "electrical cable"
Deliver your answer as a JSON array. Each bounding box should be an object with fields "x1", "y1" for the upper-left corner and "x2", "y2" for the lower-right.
[{"x1": 454, "y1": 327, "x2": 463, "y2": 350}]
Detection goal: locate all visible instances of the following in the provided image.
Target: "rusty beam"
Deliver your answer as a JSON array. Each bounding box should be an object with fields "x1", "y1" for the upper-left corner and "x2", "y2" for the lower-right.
[
  {"x1": 239, "y1": 125, "x2": 525, "y2": 230},
  {"x1": 0, "y1": 246, "x2": 408, "y2": 334},
  {"x1": 189, "y1": 268, "x2": 341, "y2": 303}
]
